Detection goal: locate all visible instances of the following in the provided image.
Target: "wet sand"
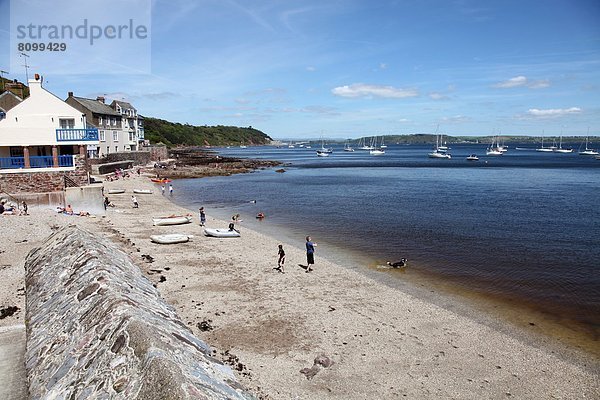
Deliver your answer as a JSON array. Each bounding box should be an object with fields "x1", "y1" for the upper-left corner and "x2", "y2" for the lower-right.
[{"x1": 0, "y1": 172, "x2": 598, "y2": 399}]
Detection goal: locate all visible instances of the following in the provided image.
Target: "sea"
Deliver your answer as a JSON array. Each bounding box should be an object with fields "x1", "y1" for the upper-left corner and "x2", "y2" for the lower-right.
[{"x1": 170, "y1": 143, "x2": 600, "y2": 352}]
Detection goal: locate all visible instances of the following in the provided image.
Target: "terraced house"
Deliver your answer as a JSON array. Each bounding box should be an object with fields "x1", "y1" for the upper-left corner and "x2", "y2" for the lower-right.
[
  {"x1": 66, "y1": 93, "x2": 131, "y2": 157},
  {"x1": 110, "y1": 100, "x2": 145, "y2": 151},
  {"x1": 0, "y1": 74, "x2": 99, "y2": 194}
]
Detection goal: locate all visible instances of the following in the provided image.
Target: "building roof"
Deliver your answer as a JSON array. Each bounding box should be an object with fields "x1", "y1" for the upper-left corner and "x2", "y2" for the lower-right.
[
  {"x1": 110, "y1": 100, "x2": 137, "y2": 112},
  {"x1": 0, "y1": 90, "x2": 23, "y2": 101},
  {"x1": 70, "y1": 96, "x2": 121, "y2": 116}
]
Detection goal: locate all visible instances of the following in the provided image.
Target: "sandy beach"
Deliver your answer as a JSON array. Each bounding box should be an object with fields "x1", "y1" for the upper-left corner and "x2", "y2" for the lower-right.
[{"x1": 1, "y1": 171, "x2": 598, "y2": 399}]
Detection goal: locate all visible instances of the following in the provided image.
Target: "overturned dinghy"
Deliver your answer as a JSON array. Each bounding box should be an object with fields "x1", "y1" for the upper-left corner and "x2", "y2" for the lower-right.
[
  {"x1": 152, "y1": 215, "x2": 193, "y2": 226},
  {"x1": 133, "y1": 189, "x2": 153, "y2": 194},
  {"x1": 107, "y1": 189, "x2": 126, "y2": 194},
  {"x1": 151, "y1": 234, "x2": 193, "y2": 244},
  {"x1": 204, "y1": 228, "x2": 241, "y2": 238}
]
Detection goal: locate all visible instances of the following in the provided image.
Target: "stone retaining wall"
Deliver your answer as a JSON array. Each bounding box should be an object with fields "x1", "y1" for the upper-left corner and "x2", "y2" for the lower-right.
[
  {"x1": 25, "y1": 226, "x2": 253, "y2": 399},
  {"x1": 0, "y1": 156, "x2": 88, "y2": 194}
]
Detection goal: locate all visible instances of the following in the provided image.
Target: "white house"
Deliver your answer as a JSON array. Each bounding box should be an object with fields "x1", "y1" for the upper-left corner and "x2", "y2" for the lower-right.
[{"x1": 0, "y1": 74, "x2": 99, "y2": 171}]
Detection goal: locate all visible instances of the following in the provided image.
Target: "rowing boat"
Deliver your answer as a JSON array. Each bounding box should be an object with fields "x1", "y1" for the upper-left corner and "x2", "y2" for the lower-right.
[
  {"x1": 152, "y1": 215, "x2": 193, "y2": 226},
  {"x1": 150, "y1": 234, "x2": 193, "y2": 244},
  {"x1": 203, "y1": 228, "x2": 241, "y2": 238},
  {"x1": 133, "y1": 189, "x2": 153, "y2": 194},
  {"x1": 107, "y1": 189, "x2": 126, "y2": 194}
]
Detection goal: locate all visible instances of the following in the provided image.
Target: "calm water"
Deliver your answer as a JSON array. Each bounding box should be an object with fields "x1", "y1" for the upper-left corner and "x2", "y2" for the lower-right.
[{"x1": 171, "y1": 144, "x2": 600, "y2": 343}]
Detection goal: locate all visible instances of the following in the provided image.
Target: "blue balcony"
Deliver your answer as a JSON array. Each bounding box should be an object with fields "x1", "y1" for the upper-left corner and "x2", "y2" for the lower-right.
[
  {"x1": 0, "y1": 155, "x2": 74, "y2": 169},
  {"x1": 56, "y1": 128, "x2": 99, "y2": 142}
]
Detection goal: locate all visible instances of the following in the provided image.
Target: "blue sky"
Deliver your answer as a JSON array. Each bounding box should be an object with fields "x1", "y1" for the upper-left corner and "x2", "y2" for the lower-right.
[{"x1": 1, "y1": 0, "x2": 600, "y2": 139}]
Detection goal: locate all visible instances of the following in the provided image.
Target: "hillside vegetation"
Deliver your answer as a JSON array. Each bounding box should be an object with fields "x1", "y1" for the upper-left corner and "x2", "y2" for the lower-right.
[{"x1": 144, "y1": 117, "x2": 272, "y2": 147}]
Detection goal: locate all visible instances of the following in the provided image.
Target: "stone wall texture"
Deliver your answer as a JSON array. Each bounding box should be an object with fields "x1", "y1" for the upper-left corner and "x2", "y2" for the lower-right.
[
  {"x1": 25, "y1": 226, "x2": 253, "y2": 400},
  {"x1": 0, "y1": 156, "x2": 88, "y2": 194}
]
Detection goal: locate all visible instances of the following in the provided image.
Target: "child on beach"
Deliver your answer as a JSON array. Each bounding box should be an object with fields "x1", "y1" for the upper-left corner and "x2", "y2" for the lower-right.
[
  {"x1": 275, "y1": 244, "x2": 285, "y2": 273},
  {"x1": 199, "y1": 207, "x2": 206, "y2": 226},
  {"x1": 161, "y1": 185, "x2": 165, "y2": 195},
  {"x1": 169, "y1": 184, "x2": 174, "y2": 196},
  {"x1": 305, "y1": 236, "x2": 317, "y2": 273},
  {"x1": 132, "y1": 196, "x2": 139, "y2": 208}
]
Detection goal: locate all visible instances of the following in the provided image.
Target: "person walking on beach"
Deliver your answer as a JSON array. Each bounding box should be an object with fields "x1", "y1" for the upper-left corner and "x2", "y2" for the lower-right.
[
  {"x1": 275, "y1": 244, "x2": 286, "y2": 273},
  {"x1": 199, "y1": 207, "x2": 206, "y2": 226},
  {"x1": 305, "y1": 236, "x2": 317, "y2": 273},
  {"x1": 21, "y1": 201, "x2": 28, "y2": 215},
  {"x1": 161, "y1": 185, "x2": 165, "y2": 195},
  {"x1": 132, "y1": 195, "x2": 139, "y2": 208},
  {"x1": 169, "y1": 184, "x2": 173, "y2": 196}
]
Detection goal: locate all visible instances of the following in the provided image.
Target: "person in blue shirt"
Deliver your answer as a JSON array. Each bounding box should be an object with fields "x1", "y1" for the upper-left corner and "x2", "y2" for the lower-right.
[{"x1": 305, "y1": 236, "x2": 317, "y2": 273}]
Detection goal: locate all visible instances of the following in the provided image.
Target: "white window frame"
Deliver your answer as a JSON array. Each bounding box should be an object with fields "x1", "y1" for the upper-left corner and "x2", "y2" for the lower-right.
[
  {"x1": 113, "y1": 131, "x2": 119, "y2": 141},
  {"x1": 99, "y1": 130, "x2": 106, "y2": 142},
  {"x1": 59, "y1": 118, "x2": 75, "y2": 129}
]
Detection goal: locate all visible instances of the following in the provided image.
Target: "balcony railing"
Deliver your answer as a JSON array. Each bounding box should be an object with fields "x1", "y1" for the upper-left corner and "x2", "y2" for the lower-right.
[
  {"x1": 56, "y1": 128, "x2": 99, "y2": 142},
  {"x1": 0, "y1": 155, "x2": 75, "y2": 169}
]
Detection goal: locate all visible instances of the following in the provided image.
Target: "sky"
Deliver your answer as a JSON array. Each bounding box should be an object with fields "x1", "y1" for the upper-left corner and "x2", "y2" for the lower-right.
[{"x1": 1, "y1": 0, "x2": 600, "y2": 139}]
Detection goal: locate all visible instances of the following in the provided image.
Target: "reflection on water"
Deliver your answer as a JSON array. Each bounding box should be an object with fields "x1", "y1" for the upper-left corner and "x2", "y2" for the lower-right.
[{"x1": 171, "y1": 144, "x2": 600, "y2": 349}]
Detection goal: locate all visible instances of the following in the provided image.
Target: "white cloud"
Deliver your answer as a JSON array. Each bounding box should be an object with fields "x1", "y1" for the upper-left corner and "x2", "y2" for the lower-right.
[
  {"x1": 429, "y1": 92, "x2": 448, "y2": 100},
  {"x1": 379, "y1": 63, "x2": 387, "y2": 70},
  {"x1": 527, "y1": 107, "x2": 581, "y2": 118},
  {"x1": 442, "y1": 115, "x2": 471, "y2": 123},
  {"x1": 331, "y1": 83, "x2": 418, "y2": 99},
  {"x1": 306, "y1": 66, "x2": 316, "y2": 72},
  {"x1": 493, "y1": 76, "x2": 528, "y2": 88},
  {"x1": 493, "y1": 76, "x2": 551, "y2": 89}
]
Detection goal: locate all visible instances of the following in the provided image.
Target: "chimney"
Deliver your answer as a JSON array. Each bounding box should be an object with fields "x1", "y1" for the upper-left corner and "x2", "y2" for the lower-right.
[
  {"x1": 68, "y1": 91, "x2": 73, "y2": 97},
  {"x1": 97, "y1": 96, "x2": 105, "y2": 103}
]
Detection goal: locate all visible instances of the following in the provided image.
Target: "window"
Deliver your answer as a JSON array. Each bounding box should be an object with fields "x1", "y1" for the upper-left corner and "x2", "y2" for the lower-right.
[
  {"x1": 129, "y1": 132, "x2": 135, "y2": 141},
  {"x1": 99, "y1": 130, "x2": 105, "y2": 142},
  {"x1": 98, "y1": 116, "x2": 103, "y2": 125},
  {"x1": 59, "y1": 118, "x2": 75, "y2": 129},
  {"x1": 113, "y1": 131, "x2": 118, "y2": 141},
  {"x1": 115, "y1": 146, "x2": 118, "y2": 153},
  {"x1": 111, "y1": 117, "x2": 116, "y2": 126}
]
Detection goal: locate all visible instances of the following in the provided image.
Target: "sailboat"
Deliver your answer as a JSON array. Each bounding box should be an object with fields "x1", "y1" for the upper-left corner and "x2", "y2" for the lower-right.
[
  {"x1": 343, "y1": 140, "x2": 355, "y2": 152},
  {"x1": 369, "y1": 137, "x2": 385, "y2": 155},
  {"x1": 486, "y1": 136, "x2": 503, "y2": 156},
  {"x1": 579, "y1": 136, "x2": 599, "y2": 155},
  {"x1": 536, "y1": 134, "x2": 553, "y2": 152},
  {"x1": 316, "y1": 135, "x2": 333, "y2": 156},
  {"x1": 358, "y1": 136, "x2": 374, "y2": 150},
  {"x1": 380, "y1": 136, "x2": 388, "y2": 149},
  {"x1": 554, "y1": 135, "x2": 573, "y2": 153},
  {"x1": 428, "y1": 133, "x2": 451, "y2": 159}
]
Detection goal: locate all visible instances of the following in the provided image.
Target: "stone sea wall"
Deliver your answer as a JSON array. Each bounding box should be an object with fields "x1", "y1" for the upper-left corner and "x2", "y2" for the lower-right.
[{"x1": 25, "y1": 226, "x2": 253, "y2": 399}]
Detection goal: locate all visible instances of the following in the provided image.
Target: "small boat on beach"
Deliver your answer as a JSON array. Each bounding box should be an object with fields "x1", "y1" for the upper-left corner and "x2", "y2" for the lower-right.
[
  {"x1": 204, "y1": 228, "x2": 241, "y2": 238},
  {"x1": 152, "y1": 215, "x2": 193, "y2": 226},
  {"x1": 133, "y1": 189, "x2": 153, "y2": 194},
  {"x1": 151, "y1": 178, "x2": 172, "y2": 183},
  {"x1": 150, "y1": 234, "x2": 193, "y2": 244},
  {"x1": 107, "y1": 189, "x2": 126, "y2": 194}
]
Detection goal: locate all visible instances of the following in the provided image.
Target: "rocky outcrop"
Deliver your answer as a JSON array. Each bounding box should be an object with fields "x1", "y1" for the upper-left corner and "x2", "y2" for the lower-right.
[{"x1": 24, "y1": 226, "x2": 253, "y2": 399}]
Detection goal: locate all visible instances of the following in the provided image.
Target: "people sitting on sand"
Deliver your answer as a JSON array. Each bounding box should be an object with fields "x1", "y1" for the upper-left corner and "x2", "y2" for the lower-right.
[
  {"x1": 65, "y1": 204, "x2": 74, "y2": 215},
  {"x1": 387, "y1": 258, "x2": 408, "y2": 268}
]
